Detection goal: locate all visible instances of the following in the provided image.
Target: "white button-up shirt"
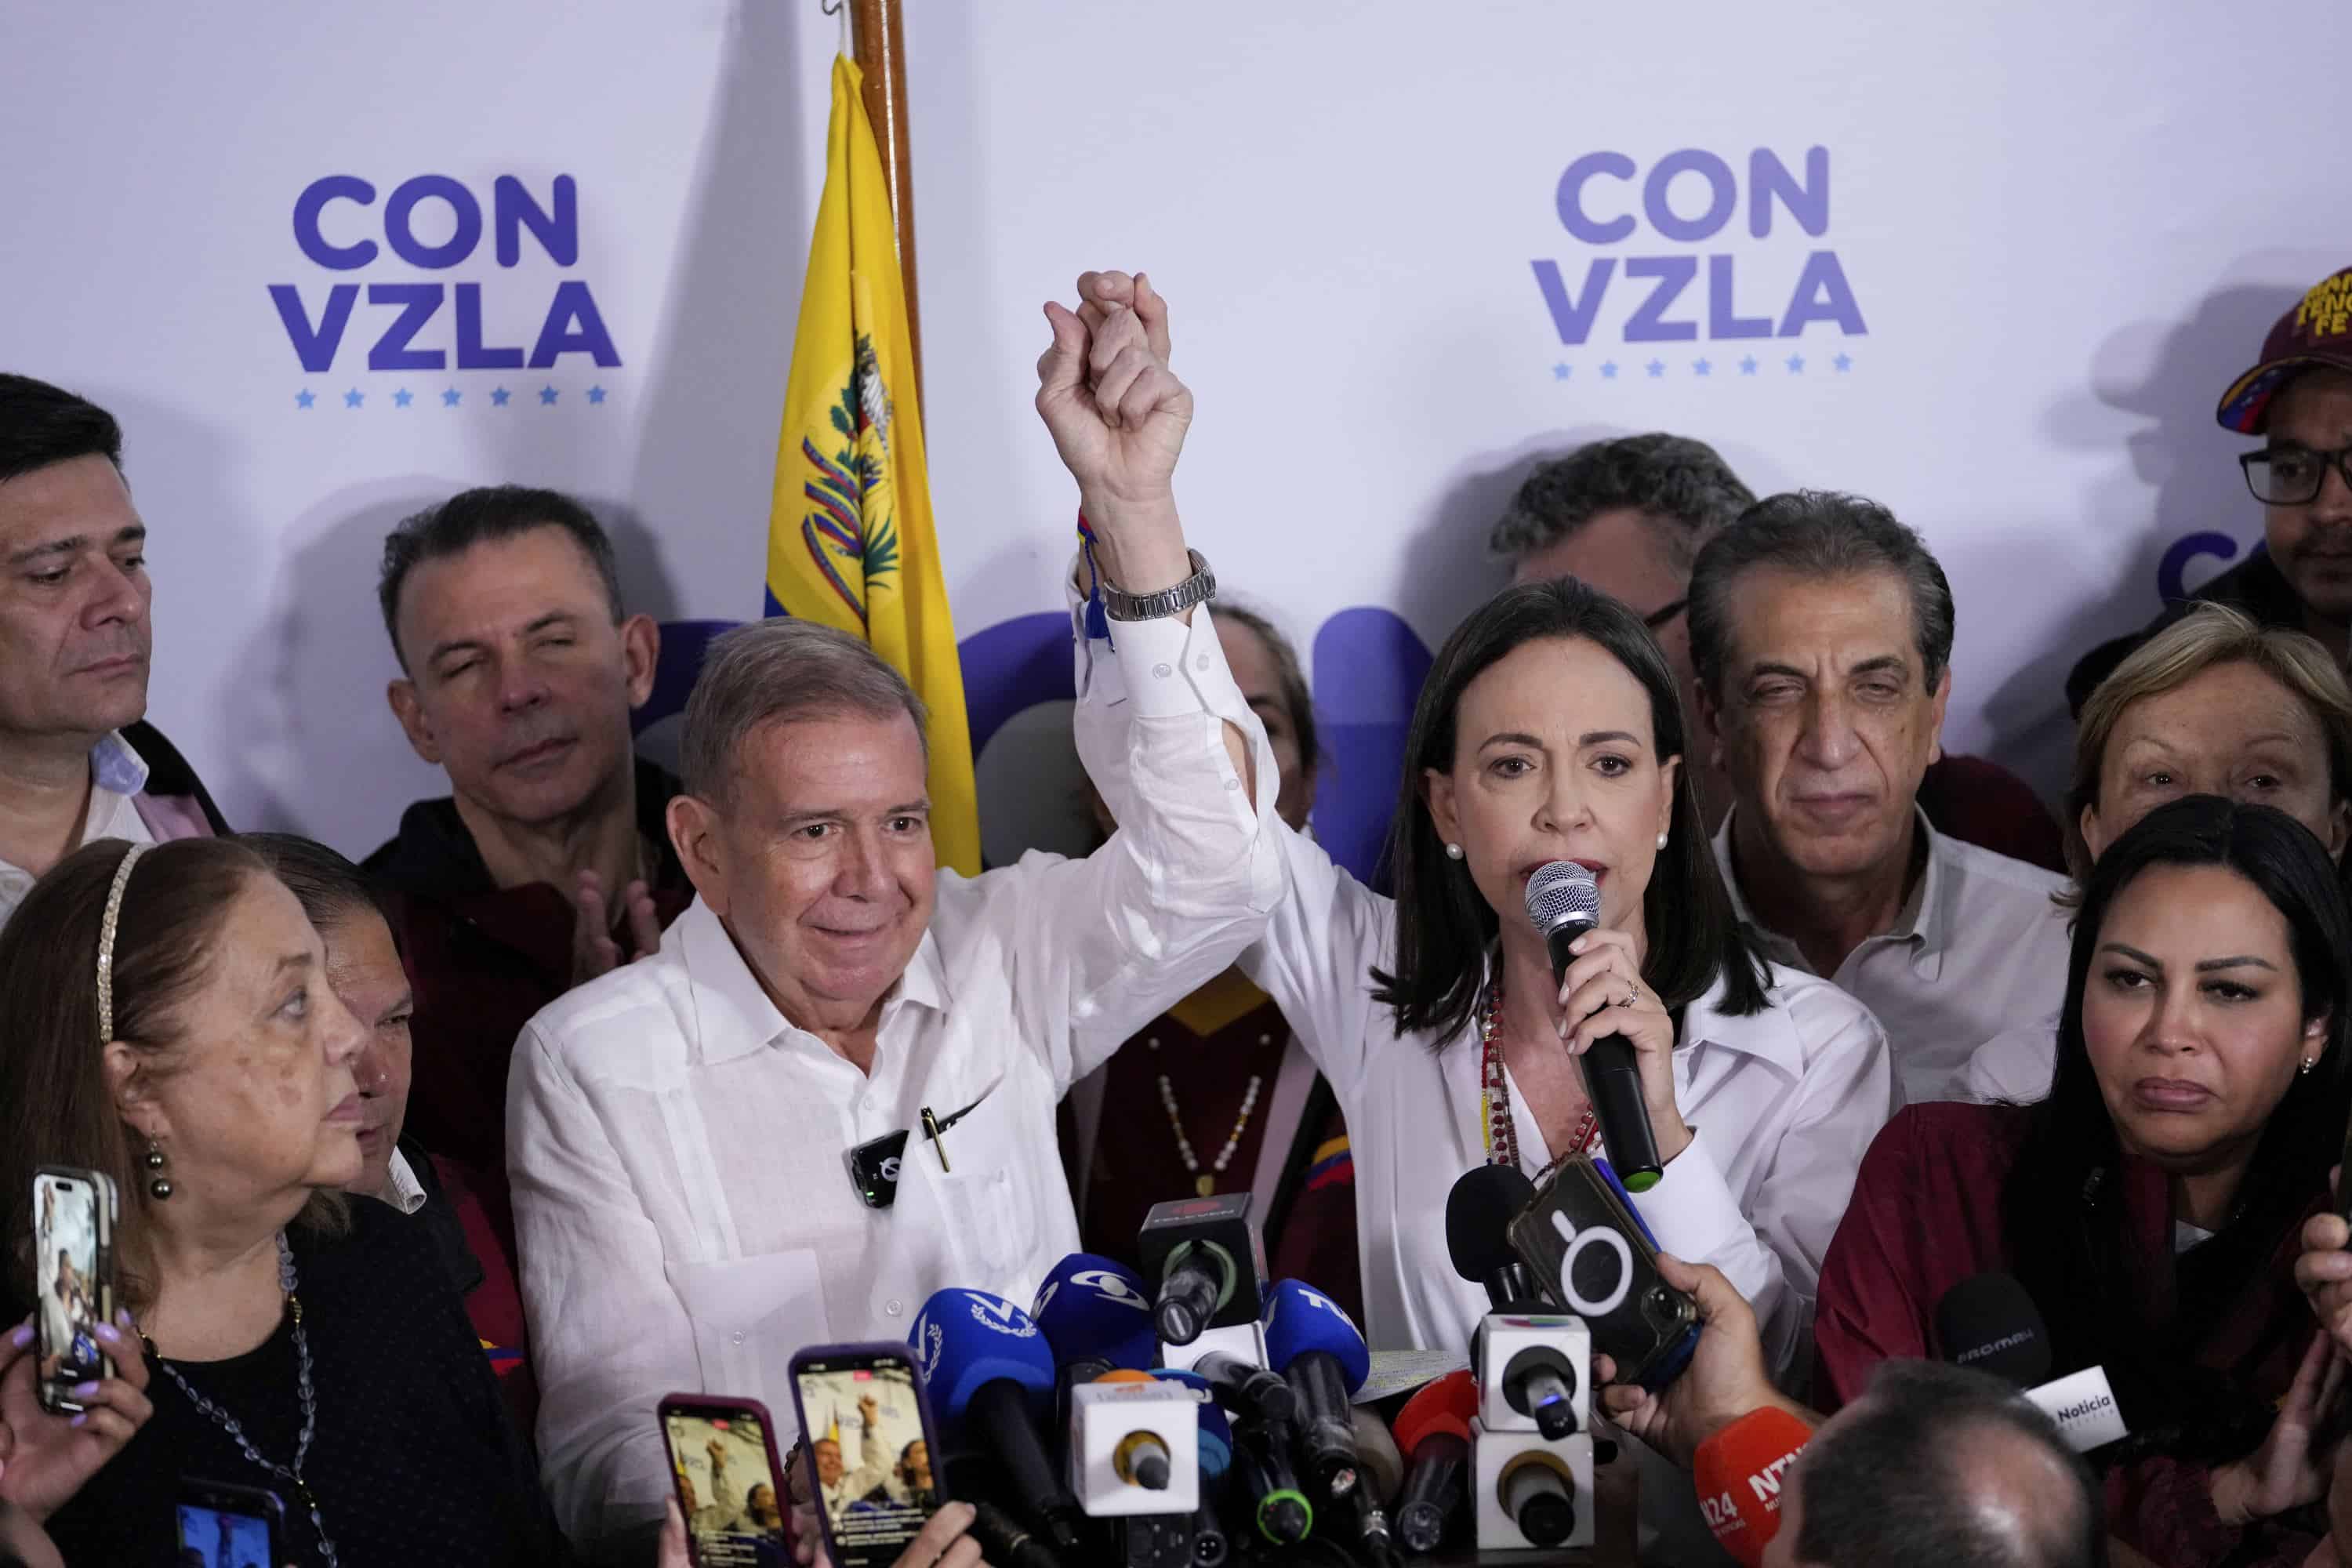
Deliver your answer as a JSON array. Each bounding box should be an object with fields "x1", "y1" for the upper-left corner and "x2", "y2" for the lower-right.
[
  {"x1": 1232, "y1": 829, "x2": 1892, "y2": 1568},
  {"x1": 1069, "y1": 627, "x2": 1894, "y2": 1565},
  {"x1": 508, "y1": 606, "x2": 1279, "y2": 1549},
  {"x1": 1714, "y1": 809, "x2": 2071, "y2": 1105},
  {"x1": 1952, "y1": 1011, "x2": 2064, "y2": 1105},
  {"x1": 0, "y1": 731, "x2": 154, "y2": 927}
]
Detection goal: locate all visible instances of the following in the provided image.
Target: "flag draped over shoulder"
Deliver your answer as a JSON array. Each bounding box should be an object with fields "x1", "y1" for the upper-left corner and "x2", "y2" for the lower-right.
[{"x1": 767, "y1": 53, "x2": 978, "y2": 877}]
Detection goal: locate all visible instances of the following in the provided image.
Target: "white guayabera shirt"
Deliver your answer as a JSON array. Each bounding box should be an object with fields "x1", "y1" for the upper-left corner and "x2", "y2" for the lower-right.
[{"x1": 510, "y1": 600, "x2": 1281, "y2": 1550}]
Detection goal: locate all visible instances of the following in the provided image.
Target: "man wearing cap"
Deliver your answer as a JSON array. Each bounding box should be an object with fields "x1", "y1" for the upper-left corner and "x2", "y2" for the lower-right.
[{"x1": 2068, "y1": 266, "x2": 2352, "y2": 710}]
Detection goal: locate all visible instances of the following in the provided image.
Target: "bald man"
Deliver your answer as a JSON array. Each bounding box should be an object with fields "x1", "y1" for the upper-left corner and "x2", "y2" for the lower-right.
[{"x1": 1769, "y1": 1360, "x2": 2103, "y2": 1568}]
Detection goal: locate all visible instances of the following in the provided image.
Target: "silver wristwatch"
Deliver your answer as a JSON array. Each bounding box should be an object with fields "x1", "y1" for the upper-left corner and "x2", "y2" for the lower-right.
[{"x1": 1100, "y1": 549, "x2": 1217, "y2": 622}]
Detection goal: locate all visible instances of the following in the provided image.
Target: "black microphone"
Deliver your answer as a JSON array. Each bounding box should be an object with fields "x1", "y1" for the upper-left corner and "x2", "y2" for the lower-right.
[
  {"x1": 1936, "y1": 1272, "x2": 2131, "y2": 1453},
  {"x1": 1237, "y1": 1418, "x2": 1313, "y2": 1544},
  {"x1": 1933, "y1": 1272, "x2": 2053, "y2": 1386},
  {"x1": 964, "y1": 1498, "x2": 1065, "y2": 1568},
  {"x1": 1445, "y1": 1165, "x2": 1544, "y2": 1312},
  {"x1": 1503, "y1": 1348, "x2": 1581, "y2": 1441},
  {"x1": 1525, "y1": 860, "x2": 1663, "y2": 1192},
  {"x1": 1392, "y1": 1370, "x2": 1477, "y2": 1555},
  {"x1": 1192, "y1": 1348, "x2": 1301, "y2": 1425},
  {"x1": 1498, "y1": 1453, "x2": 1578, "y2": 1548}
]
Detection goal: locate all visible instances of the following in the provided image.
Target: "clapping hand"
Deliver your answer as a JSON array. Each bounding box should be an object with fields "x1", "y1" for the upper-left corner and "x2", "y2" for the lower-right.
[{"x1": 572, "y1": 869, "x2": 662, "y2": 985}]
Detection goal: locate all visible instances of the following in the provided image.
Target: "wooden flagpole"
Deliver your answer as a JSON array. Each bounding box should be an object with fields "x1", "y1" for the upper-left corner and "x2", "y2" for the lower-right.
[{"x1": 848, "y1": 0, "x2": 923, "y2": 403}]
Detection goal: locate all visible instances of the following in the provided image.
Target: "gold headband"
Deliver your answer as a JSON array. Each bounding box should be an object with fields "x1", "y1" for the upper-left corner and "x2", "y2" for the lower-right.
[{"x1": 96, "y1": 843, "x2": 148, "y2": 1042}]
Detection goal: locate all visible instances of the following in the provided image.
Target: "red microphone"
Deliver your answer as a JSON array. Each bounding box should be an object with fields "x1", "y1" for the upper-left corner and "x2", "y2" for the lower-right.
[
  {"x1": 1391, "y1": 1370, "x2": 1479, "y2": 1555},
  {"x1": 1691, "y1": 1406, "x2": 1813, "y2": 1568}
]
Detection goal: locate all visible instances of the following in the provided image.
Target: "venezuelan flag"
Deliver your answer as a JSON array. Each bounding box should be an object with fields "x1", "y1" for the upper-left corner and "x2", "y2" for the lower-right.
[{"x1": 765, "y1": 53, "x2": 979, "y2": 876}]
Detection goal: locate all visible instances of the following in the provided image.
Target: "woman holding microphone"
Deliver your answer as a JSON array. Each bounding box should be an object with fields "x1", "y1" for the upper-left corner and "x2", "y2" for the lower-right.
[{"x1": 1071, "y1": 275, "x2": 1891, "y2": 1371}]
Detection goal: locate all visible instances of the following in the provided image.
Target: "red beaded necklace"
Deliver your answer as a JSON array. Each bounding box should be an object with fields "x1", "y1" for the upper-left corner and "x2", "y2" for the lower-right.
[{"x1": 1479, "y1": 975, "x2": 1597, "y2": 1171}]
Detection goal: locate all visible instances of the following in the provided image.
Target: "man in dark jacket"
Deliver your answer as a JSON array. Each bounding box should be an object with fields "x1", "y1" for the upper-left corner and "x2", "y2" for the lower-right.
[
  {"x1": 0, "y1": 374, "x2": 227, "y2": 929},
  {"x1": 2068, "y1": 263, "x2": 2352, "y2": 714},
  {"x1": 366, "y1": 486, "x2": 692, "y2": 1188}
]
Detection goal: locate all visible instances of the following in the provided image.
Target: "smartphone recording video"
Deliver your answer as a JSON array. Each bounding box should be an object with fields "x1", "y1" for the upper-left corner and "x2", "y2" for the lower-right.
[
  {"x1": 176, "y1": 1478, "x2": 282, "y2": 1568},
  {"x1": 662, "y1": 1401, "x2": 789, "y2": 1568},
  {"x1": 33, "y1": 1167, "x2": 114, "y2": 1414},
  {"x1": 790, "y1": 1351, "x2": 939, "y2": 1568}
]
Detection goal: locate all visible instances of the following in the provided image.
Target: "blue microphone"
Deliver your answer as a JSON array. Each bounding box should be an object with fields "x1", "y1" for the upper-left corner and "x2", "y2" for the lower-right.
[
  {"x1": 1262, "y1": 1279, "x2": 1374, "y2": 1499},
  {"x1": 1032, "y1": 1252, "x2": 1158, "y2": 1374},
  {"x1": 1148, "y1": 1367, "x2": 1234, "y2": 1483},
  {"x1": 910, "y1": 1287, "x2": 1081, "y2": 1552}
]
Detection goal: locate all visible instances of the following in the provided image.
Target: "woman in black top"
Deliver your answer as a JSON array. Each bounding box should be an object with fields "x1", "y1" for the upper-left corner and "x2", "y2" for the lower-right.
[{"x1": 0, "y1": 839, "x2": 566, "y2": 1566}]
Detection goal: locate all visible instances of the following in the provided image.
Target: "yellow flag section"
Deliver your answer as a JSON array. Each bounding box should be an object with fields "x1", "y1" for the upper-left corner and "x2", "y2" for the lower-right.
[{"x1": 766, "y1": 53, "x2": 979, "y2": 877}]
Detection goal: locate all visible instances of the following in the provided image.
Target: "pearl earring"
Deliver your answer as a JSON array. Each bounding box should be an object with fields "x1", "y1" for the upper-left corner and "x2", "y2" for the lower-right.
[
  {"x1": 1445, "y1": 843, "x2": 1465, "y2": 861},
  {"x1": 1657, "y1": 831, "x2": 1670, "y2": 851},
  {"x1": 144, "y1": 1136, "x2": 173, "y2": 1201},
  {"x1": 2301, "y1": 1057, "x2": 2319, "y2": 1076}
]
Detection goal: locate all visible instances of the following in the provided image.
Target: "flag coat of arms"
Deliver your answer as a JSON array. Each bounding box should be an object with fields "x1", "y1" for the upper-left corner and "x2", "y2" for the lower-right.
[{"x1": 767, "y1": 53, "x2": 979, "y2": 877}]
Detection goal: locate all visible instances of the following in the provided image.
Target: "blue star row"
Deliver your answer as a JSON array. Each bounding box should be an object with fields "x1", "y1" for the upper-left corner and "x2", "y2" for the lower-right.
[
  {"x1": 1548, "y1": 353, "x2": 1855, "y2": 381},
  {"x1": 294, "y1": 385, "x2": 613, "y2": 409}
]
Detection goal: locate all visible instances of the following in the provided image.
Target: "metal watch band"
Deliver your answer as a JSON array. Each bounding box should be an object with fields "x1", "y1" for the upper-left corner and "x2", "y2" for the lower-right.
[{"x1": 1101, "y1": 549, "x2": 1216, "y2": 622}]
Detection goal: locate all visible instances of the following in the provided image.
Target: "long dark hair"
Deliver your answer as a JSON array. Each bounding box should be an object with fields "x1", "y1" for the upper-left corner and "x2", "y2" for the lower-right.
[
  {"x1": 1372, "y1": 576, "x2": 1766, "y2": 1040},
  {"x1": 2001, "y1": 795, "x2": 2352, "y2": 1459}
]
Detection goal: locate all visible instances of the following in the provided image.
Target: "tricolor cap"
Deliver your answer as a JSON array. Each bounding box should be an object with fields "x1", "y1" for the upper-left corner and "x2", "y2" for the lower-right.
[{"x1": 2216, "y1": 265, "x2": 2352, "y2": 434}]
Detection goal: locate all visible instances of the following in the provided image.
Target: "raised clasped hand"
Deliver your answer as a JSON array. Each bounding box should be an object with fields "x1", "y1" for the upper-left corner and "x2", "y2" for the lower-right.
[{"x1": 1035, "y1": 270, "x2": 1192, "y2": 590}]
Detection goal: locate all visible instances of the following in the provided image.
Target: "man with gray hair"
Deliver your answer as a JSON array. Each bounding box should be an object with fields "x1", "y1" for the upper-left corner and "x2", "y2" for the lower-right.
[
  {"x1": 1687, "y1": 491, "x2": 2069, "y2": 1102},
  {"x1": 1491, "y1": 433, "x2": 2063, "y2": 869},
  {"x1": 507, "y1": 273, "x2": 1276, "y2": 1559}
]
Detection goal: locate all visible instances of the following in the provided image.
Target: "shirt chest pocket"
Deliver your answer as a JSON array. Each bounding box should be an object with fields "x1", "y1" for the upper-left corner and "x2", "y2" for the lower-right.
[
  {"x1": 666, "y1": 1250, "x2": 829, "y2": 1410},
  {"x1": 896, "y1": 1075, "x2": 1051, "y2": 1291}
]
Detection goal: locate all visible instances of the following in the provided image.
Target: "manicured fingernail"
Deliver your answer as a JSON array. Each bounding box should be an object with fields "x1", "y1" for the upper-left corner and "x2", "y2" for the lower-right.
[
  {"x1": 70, "y1": 1413, "x2": 87, "y2": 1428},
  {"x1": 1569, "y1": 935, "x2": 1588, "y2": 953},
  {"x1": 8, "y1": 1323, "x2": 31, "y2": 1348},
  {"x1": 71, "y1": 1381, "x2": 100, "y2": 1399},
  {"x1": 116, "y1": 1309, "x2": 135, "y2": 1330},
  {"x1": 1555, "y1": 1015, "x2": 1569, "y2": 1040},
  {"x1": 94, "y1": 1323, "x2": 122, "y2": 1345}
]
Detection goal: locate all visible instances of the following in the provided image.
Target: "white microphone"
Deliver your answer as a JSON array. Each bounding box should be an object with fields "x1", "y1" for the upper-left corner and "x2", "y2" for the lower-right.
[{"x1": 2020, "y1": 1367, "x2": 2129, "y2": 1453}]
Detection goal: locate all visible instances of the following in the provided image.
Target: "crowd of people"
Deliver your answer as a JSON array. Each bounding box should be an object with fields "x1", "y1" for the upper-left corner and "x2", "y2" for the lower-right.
[{"x1": 0, "y1": 256, "x2": 2348, "y2": 1568}]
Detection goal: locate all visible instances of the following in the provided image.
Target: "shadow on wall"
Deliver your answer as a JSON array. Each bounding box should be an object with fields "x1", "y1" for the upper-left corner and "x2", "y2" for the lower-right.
[
  {"x1": 626, "y1": 0, "x2": 811, "y2": 615},
  {"x1": 1982, "y1": 261, "x2": 2325, "y2": 788},
  {"x1": 96, "y1": 390, "x2": 259, "y2": 823},
  {"x1": 226, "y1": 483, "x2": 680, "y2": 858}
]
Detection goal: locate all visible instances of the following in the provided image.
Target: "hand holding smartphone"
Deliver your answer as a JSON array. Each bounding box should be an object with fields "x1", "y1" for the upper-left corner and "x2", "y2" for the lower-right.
[
  {"x1": 659, "y1": 1395, "x2": 793, "y2": 1568},
  {"x1": 784, "y1": 1344, "x2": 946, "y2": 1568},
  {"x1": 31, "y1": 1168, "x2": 116, "y2": 1415}
]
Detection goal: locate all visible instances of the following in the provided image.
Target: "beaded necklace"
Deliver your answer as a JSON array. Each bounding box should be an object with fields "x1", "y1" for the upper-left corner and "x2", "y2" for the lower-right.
[
  {"x1": 1148, "y1": 1034, "x2": 1264, "y2": 1197},
  {"x1": 1479, "y1": 975, "x2": 1597, "y2": 1171},
  {"x1": 147, "y1": 1232, "x2": 340, "y2": 1567}
]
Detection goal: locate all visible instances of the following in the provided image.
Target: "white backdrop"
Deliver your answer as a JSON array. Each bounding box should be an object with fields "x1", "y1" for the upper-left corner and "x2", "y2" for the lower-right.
[{"x1": 2, "y1": 0, "x2": 2345, "y2": 857}]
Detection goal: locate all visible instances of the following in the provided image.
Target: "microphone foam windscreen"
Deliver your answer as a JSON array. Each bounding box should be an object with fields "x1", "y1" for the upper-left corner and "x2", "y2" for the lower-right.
[
  {"x1": 909, "y1": 1288, "x2": 1057, "y2": 1421},
  {"x1": 1691, "y1": 1406, "x2": 1813, "y2": 1568},
  {"x1": 1260, "y1": 1279, "x2": 1371, "y2": 1390},
  {"x1": 1391, "y1": 1369, "x2": 1480, "y2": 1460},
  {"x1": 1523, "y1": 860, "x2": 1602, "y2": 935},
  {"x1": 1149, "y1": 1368, "x2": 1233, "y2": 1479},
  {"x1": 1933, "y1": 1272, "x2": 2053, "y2": 1387},
  {"x1": 1446, "y1": 1164, "x2": 1537, "y2": 1283},
  {"x1": 1031, "y1": 1252, "x2": 1157, "y2": 1371}
]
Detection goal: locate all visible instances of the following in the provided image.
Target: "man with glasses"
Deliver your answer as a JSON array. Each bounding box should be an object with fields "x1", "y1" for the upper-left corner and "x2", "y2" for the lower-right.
[
  {"x1": 2068, "y1": 264, "x2": 2352, "y2": 712},
  {"x1": 1493, "y1": 434, "x2": 2063, "y2": 868}
]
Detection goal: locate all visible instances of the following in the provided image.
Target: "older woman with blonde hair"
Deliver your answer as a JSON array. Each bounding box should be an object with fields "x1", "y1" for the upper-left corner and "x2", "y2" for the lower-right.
[{"x1": 1957, "y1": 602, "x2": 2352, "y2": 1102}]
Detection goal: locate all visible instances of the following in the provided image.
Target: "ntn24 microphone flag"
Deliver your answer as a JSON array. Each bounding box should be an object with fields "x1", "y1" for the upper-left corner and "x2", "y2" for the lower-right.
[{"x1": 767, "y1": 52, "x2": 979, "y2": 877}]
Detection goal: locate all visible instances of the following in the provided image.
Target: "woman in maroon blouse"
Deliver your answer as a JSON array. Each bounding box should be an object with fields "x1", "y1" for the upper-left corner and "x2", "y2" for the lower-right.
[{"x1": 1815, "y1": 794, "x2": 2352, "y2": 1567}]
